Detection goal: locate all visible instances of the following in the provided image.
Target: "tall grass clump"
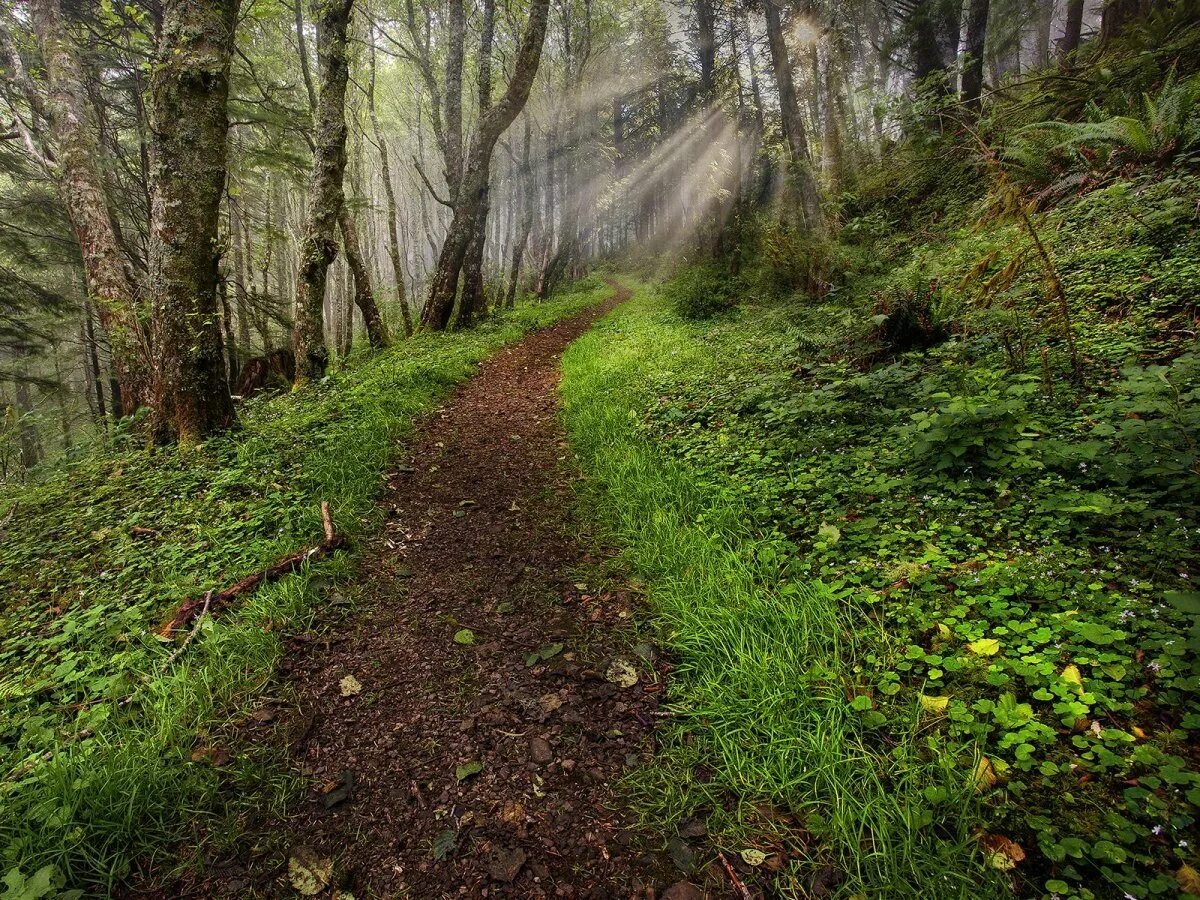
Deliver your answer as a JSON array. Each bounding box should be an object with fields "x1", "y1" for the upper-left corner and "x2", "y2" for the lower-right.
[{"x1": 560, "y1": 286, "x2": 998, "y2": 897}]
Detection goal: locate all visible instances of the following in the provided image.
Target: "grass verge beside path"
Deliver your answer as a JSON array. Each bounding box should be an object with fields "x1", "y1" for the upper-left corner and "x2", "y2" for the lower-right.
[
  {"x1": 561, "y1": 282, "x2": 997, "y2": 898},
  {"x1": 0, "y1": 278, "x2": 612, "y2": 894}
]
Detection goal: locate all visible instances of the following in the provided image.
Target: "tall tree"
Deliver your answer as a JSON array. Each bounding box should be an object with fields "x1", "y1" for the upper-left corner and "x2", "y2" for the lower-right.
[
  {"x1": 961, "y1": 0, "x2": 991, "y2": 103},
  {"x1": 762, "y1": 0, "x2": 822, "y2": 231},
  {"x1": 421, "y1": 0, "x2": 551, "y2": 331},
  {"x1": 368, "y1": 21, "x2": 412, "y2": 336},
  {"x1": 147, "y1": 0, "x2": 240, "y2": 440},
  {"x1": 293, "y1": 0, "x2": 353, "y2": 382},
  {"x1": 9, "y1": 1, "x2": 145, "y2": 414},
  {"x1": 1059, "y1": 0, "x2": 1085, "y2": 57}
]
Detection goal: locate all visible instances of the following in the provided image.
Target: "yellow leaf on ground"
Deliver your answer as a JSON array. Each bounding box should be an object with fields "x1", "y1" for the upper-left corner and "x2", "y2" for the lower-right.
[
  {"x1": 1060, "y1": 664, "x2": 1084, "y2": 689},
  {"x1": 977, "y1": 832, "x2": 1025, "y2": 870},
  {"x1": 919, "y1": 694, "x2": 950, "y2": 713},
  {"x1": 968, "y1": 638, "x2": 1001, "y2": 656},
  {"x1": 1178, "y1": 863, "x2": 1200, "y2": 897},
  {"x1": 288, "y1": 846, "x2": 333, "y2": 896},
  {"x1": 973, "y1": 756, "x2": 998, "y2": 792}
]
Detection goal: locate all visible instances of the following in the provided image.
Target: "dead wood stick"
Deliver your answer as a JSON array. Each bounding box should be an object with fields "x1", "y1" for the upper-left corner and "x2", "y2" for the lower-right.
[
  {"x1": 716, "y1": 850, "x2": 754, "y2": 900},
  {"x1": 158, "y1": 502, "x2": 349, "y2": 638},
  {"x1": 162, "y1": 591, "x2": 212, "y2": 669}
]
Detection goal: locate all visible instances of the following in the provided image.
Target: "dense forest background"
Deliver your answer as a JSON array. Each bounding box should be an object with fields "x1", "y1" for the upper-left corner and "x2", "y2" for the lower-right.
[{"x1": 0, "y1": 0, "x2": 1156, "y2": 463}]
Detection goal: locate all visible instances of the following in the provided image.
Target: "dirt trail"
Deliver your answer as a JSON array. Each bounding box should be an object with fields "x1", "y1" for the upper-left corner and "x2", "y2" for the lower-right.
[{"x1": 221, "y1": 283, "x2": 686, "y2": 897}]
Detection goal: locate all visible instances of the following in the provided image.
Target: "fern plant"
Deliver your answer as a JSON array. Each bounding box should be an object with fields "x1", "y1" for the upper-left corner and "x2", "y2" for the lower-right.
[{"x1": 1005, "y1": 69, "x2": 1200, "y2": 190}]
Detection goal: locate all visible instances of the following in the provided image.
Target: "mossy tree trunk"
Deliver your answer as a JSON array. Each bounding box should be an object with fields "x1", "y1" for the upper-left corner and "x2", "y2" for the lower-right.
[
  {"x1": 23, "y1": 0, "x2": 146, "y2": 415},
  {"x1": 293, "y1": 0, "x2": 353, "y2": 383},
  {"x1": 338, "y1": 208, "x2": 388, "y2": 349},
  {"x1": 147, "y1": 0, "x2": 239, "y2": 442},
  {"x1": 961, "y1": 0, "x2": 991, "y2": 104},
  {"x1": 421, "y1": 0, "x2": 550, "y2": 331},
  {"x1": 762, "y1": 0, "x2": 822, "y2": 232},
  {"x1": 368, "y1": 26, "x2": 413, "y2": 337}
]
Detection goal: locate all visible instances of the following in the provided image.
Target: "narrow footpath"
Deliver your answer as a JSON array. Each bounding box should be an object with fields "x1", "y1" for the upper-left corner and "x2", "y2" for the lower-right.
[{"x1": 233, "y1": 282, "x2": 684, "y2": 897}]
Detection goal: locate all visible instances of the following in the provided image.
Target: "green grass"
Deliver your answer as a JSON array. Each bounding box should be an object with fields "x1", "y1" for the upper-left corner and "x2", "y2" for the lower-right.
[
  {"x1": 0, "y1": 277, "x2": 611, "y2": 894},
  {"x1": 560, "y1": 283, "x2": 999, "y2": 898}
]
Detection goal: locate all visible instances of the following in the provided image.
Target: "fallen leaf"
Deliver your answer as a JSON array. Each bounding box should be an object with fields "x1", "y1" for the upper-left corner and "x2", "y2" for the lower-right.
[
  {"x1": 972, "y1": 756, "x2": 998, "y2": 792},
  {"x1": 740, "y1": 848, "x2": 768, "y2": 867},
  {"x1": 430, "y1": 828, "x2": 458, "y2": 861},
  {"x1": 455, "y1": 760, "x2": 484, "y2": 782},
  {"x1": 339, "y1": 675, "x2": 362, "y2": 697},
  {"x1": 968, "y1": 638, "x2": 1001, "y2": 656},
  {"x1": 977, "y1": 832, "x2": 1025, "y2": 870},
  {"x1": 288, "y1": 846, "x2": 333, "y2": 896},
  {"x1": 1060, "y1": 663, "x2": 1084, "y2": 689},
  {"x1": 500, "y1": 800, "x2": 525, "y2": 825},
  {"x1": 605, "y1": 658, "x2": 639, "y2": 688},
  {"x1": 539, "y1": 693, "x2": 563, "y2": 713},
  {"x1": 453, "y1": 628, "x2": 475, "y2": 645},
  {"x1": 919, "y1": 693, "x2": 950, "y2": 713},
  {"x1": 1178, "y1": 863, "x2": 1200, "y2": 897}
]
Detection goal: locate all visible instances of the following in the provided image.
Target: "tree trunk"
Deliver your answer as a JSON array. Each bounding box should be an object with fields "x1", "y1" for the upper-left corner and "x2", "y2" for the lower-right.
[
  {"x1": 504, "y1": 116, "x2": 534, "y2": 309},
  {"x1": 762, "y1": 0, "x2": 822, "y2": 231},
  {"x1": 421, "y1": 0, "x2": 550, "y2": 331},
  {"x1": 1059, "y1": 0, "x2": 1085, "y2": 57},
  {"x1": 961, "y1": 0, "x2": 991, "y2": 104},
  {"x1": 368, "y1": 28, "x2": 412, "y2": 336},
  {"x1": 24, "y1": 0, "x2": 145, "y2": 415},
  {"x1": 293, "y1": 0, "x2": 353, "y2": 382},
  {"x1": 339, "y1": 208, "x2": 388, "y2": 348},
  {"x1": 147, "y1": 0, "x2": 239, "y2": 441},
  {"x1": 457, "y1": 0, "x2": 496, "y2": 327}
]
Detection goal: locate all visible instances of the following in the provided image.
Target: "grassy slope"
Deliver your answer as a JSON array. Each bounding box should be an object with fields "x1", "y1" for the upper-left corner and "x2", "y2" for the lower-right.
[
  {"x1": 562, "y1": 285, "x2": 996, "y2": 898},
  {"x1": 0, "y1": 278, "x2": 610, "y2": 892},
  {"x1": 562, "y1": 174, "x2": 1198, "y2": 897}
]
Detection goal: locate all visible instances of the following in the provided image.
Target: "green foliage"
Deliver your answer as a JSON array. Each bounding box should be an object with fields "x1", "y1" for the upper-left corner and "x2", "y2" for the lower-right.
[
  {"x1": 657, "y1": 265, "x2": 735, "y2": 320},
  {"x1": 0, "y1": 285, "x2": 608, "y2": 892},
  {"x1": 1007, "y1": 70, "x2": 1200, "y2": 193},
  {"x1": 563, "y1": 287, "x2": 995, "y2": 897},
  {"x1": 565, "y1": 213, "x2": 1198, "y2": 893}
]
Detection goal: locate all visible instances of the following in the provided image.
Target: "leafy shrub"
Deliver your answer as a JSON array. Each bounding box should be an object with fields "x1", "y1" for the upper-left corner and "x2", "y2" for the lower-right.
[
  {"x1": 865, "y1": 280, "x2": 951, "y2": 362},
  {"x1": 899, "y1": 375, "x2": 1045, "y2": 473},
  {"x1": 659, "y1": 265, "x2": 735, "y2": 320}
]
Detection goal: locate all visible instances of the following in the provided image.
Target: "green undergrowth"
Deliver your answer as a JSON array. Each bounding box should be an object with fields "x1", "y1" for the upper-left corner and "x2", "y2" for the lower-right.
[
  {"x1": 561, "y1": 284, "x2": 998, "y2": 898},
  {"x1": 0, "y1": 277, "x2": 610, "y2": 893},
  {"x1": 563, "y1": 167, "x2": 1199, "y2": 897}
]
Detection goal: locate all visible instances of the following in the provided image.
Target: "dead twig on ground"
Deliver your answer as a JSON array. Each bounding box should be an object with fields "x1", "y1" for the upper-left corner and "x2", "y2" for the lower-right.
[{"x1": 158, "y1": 501, "x2": 349, "y2": 637}]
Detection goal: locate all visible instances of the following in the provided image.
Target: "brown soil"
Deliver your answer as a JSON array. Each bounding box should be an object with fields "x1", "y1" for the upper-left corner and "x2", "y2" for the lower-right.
[{"x1": 194, "y1": 284, "x2": 698, "y2": 897}]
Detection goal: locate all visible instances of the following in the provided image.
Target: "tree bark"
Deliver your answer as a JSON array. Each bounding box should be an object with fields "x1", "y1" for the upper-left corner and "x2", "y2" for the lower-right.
[
  {"x1": 457, "y1": 0, "x2": 497, "y2": 327},
  {"x1": 338, "y1": 208, "x2": 388, "y2": 349},
  {"x1": 421, "y1": 0, "x2": 551, "y2": 331},
  {"x1": 1060, "y1": 0, "x2": 1085, "y2": 57},
  {"x1": 762, "y1": 0, "x2": 822, "y2": 231},
  {"x1": 504, "y1": 116, "x2": 534, "y2": 309},
  {"x1": 293, "y1": 0, "x2": 353, "y2": 382},
  {"x1": 961, "y1": 0, "x2": 991, "y2": 104},
  {"x1": 21, "y1": 0, "x2": 146, "y2": 415},
  {"x1": 147, "y1": 0, "x2": 239, "y2": 441},
  {"x1": 368, "y1": 27, "x2": 412, "y2": 336}
]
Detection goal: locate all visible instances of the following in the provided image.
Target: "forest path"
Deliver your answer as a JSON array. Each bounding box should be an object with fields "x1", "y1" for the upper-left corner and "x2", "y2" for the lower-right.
[{"x1": 238, "y1": 281, "x2": 680, "y2": 897}]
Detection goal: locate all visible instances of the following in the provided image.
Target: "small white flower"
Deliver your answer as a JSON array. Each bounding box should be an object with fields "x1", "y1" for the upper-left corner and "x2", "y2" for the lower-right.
[{"x1": 1152, "y1": 825, "x2": 1163, "y2": 835}]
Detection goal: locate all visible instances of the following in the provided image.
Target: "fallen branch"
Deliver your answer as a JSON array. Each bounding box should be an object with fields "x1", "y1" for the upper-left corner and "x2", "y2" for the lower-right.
[
  {"x1": 158, "y1": 501, "x2": 349, "y2": 638},
  {"x1": 161, "y1": 591, "x2": 213, "y2": 669},
  {"x1": 716, "y1": 850, "x2": 754, "y2": 900}
]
